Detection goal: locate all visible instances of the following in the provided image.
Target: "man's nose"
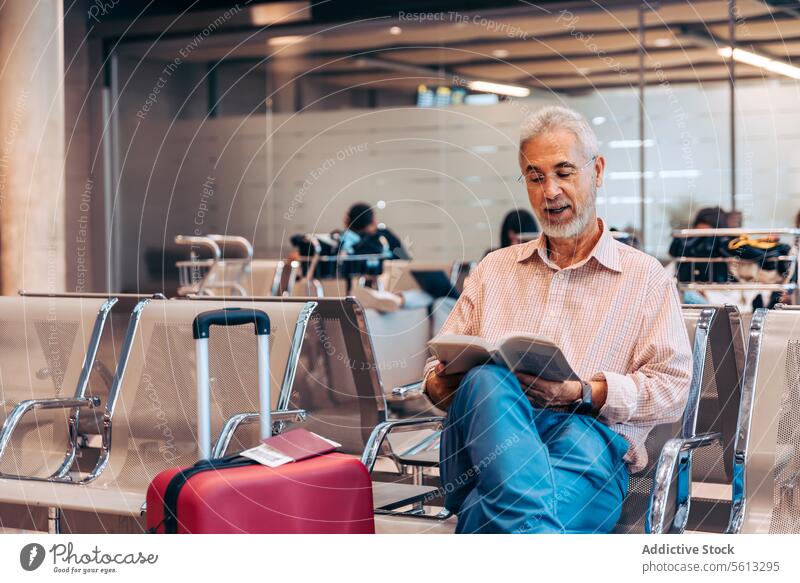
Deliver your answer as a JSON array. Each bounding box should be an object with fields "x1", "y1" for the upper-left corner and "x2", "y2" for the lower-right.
[{"x1": 542, "y1": 175, "x2": 562, "y2": 199}]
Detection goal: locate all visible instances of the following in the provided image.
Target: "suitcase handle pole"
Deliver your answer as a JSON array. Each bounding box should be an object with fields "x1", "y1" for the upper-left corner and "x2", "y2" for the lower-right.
[
  {"x1": 257, "y1": 333, "x2": 271, "y2": 440},
  {"x1": 193, "y1": 308, "x2": 271, "y2": 459},
  {"x1": 195, "y1": 337, "x2": 212, "y2": 459}
]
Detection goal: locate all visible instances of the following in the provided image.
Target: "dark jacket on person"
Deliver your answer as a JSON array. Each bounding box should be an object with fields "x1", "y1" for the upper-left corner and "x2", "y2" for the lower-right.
[{"x1": 669, "y1": 235, "x2": 730, "y2": 283}]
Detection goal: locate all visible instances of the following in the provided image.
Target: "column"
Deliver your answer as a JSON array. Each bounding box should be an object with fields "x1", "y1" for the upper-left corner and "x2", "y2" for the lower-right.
[{"x1": 0, "y1": 0, "x2": 66, "y2": 294}]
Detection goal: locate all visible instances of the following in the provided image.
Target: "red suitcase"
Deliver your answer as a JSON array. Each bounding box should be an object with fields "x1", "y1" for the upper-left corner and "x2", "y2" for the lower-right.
[
  {"x1": 146, "y1": 452, "x2": 374, "y2": 534},
  {"x1": 145, "y1": 307, "x2": 375, "y2": 534}
]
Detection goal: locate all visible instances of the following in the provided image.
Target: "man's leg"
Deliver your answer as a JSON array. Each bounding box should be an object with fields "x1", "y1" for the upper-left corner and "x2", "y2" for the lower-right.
[
  {"x1": 439, "y1": 364, "x2": 564, "y2": 533},
  {"x1": 533, "y1": 412, "x2": 630, "y2": 533}
]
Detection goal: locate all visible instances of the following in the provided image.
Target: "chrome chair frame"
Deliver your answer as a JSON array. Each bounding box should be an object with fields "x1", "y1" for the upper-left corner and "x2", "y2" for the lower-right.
[
  {"x1": 180, "y1": 296, "x2": 318, "y2": 457},
  {"x1": 649, "y1": 305, "x2": 748, "y2": 533},
  {"x1": 0, "y1": 297, "x2": 117, "y2": 483},
  {"x1": 725, "y1": 306, "x2": 796, "y2": 533}
]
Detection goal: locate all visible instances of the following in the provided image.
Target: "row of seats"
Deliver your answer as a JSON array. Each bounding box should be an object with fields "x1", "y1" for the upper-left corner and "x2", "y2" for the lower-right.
[
  {"x1": 0, "y1": 293, "x2": 435, "y2": 533},
  {"x1": 1, "y1": 293, "x2": 798, "y2": 534}
]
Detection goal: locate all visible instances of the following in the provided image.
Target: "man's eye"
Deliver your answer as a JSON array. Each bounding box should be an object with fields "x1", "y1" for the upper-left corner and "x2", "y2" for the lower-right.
[
  {"x1": 557, "y1": 171, "x2": 574, "y2": 179},
  {"x1": 529, "y1": 175, "x2": 545, "y2": 183}
]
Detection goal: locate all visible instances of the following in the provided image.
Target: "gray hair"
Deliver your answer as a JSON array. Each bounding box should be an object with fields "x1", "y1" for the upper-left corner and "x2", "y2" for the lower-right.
[{"x1": 519, "y1": 105, "x2": 599, "y2": 160}]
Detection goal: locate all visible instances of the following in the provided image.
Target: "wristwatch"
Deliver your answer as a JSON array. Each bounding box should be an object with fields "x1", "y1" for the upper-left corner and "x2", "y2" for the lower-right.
[{"x1": 572, "y1": 380, "x2": 594, "y2": 415}]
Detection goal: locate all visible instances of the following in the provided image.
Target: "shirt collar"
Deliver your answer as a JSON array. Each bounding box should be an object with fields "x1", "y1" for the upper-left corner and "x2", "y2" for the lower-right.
[{"x1": 515, "y1": 218, "x2": 622, "y2": 273}]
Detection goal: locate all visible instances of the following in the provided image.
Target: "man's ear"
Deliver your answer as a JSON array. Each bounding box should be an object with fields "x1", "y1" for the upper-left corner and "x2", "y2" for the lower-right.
[{"x1": 594, "y1": 155, "x2": 605, "y2": 188}]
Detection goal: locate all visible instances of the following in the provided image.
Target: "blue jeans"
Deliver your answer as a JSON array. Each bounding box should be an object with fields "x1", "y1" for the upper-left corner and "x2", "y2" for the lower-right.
[{"x1": 440, "y1": 364, "x2": 630, "y2": 534}]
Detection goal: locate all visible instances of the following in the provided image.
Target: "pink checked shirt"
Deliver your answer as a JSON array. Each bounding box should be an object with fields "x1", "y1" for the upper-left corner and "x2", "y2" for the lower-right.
[{"x1": 425, "y1": 219, "x2": 692, "y2": 473}]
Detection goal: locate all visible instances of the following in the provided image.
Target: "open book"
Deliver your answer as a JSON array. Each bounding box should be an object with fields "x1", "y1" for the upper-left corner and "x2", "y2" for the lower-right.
[{"x1": 428, "y1": 333, "x2": 580, "y2": 381}]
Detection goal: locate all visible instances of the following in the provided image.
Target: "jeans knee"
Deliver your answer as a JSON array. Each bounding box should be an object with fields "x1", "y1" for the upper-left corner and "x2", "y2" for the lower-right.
[{"x1": 453, "y1": 364, "x2": 521, "y2": 410}]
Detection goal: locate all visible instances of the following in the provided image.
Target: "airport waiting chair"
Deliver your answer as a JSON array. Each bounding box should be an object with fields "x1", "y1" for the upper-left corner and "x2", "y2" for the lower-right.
[
  {"x1": 679, "y1": 305, "x2": 746, "y2": 532},
  {"x1": 202, "y1": 296, "x2": 442, "y2": 512},
  {"x1": 18, "y1": 293, "x2": 168, "y2": 441},
  {"x1": 716, "y1": 305, "x2": 800, "y2": 533},
  {"x1": 0, "y1": 298, "x2": 314, "y2": 532},
  {"x1": 364, "y1": 306, "x2": 721, "y2": 533},
  {"x1": 246, "y1": 259, "x2": 286, "y2": 296},
  {"x1": 632, "y1": 305, "x2": 746, "y2": 533},
  {"x1": 0, "y1": 296, "x2": 115, "y2": 481}
]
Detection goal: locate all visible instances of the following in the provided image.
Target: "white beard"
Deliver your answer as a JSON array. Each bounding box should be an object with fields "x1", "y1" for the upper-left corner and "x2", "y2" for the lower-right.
[{"x1": 535, "y1": 184, "x2": 597, "y2": 238}]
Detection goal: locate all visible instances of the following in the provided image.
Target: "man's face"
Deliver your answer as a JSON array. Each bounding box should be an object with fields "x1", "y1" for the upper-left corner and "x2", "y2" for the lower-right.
[{"x1": 519, "y1": 129, "x2": 604, "y2": 238}]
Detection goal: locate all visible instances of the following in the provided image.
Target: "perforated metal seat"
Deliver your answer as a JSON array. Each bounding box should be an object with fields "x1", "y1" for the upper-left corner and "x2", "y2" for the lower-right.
[
  {"x1": 0, "y1": 298, "x2": 315, "y2": 529},
  {"x1": 726, "y1": 305, "x2": 800, "y2": 533},
  {"x1": 680, "y1": 305, "x2": 746, "y2": 532},
  {"x1": 0, "y1": 295, "x2": 114, "y2": 481}
]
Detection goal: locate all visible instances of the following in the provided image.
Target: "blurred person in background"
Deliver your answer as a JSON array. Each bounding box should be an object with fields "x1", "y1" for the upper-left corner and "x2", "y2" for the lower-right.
[
  {"x1": 668, "y1": 205, "x2": 730, "y2": 291},
  {"x1": 485, "y1": 209, "x2": 539, "y2": 256}
]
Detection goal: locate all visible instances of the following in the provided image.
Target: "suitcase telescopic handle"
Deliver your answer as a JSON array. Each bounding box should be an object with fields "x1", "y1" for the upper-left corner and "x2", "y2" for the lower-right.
[
  {"x1": 192, "y1": 308, "x2": 270, "y2": 339},
  {"x1": 192, "y1": 308, "x2": 272, "y2": 459}
]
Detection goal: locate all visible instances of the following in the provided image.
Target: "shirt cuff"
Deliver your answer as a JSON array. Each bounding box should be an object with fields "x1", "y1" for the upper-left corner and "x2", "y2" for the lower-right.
[
  {"x1": 421, "y1": 357, "x2": 439, "y2": 394},
  {"x1": 593, "y1": 371, "x2": 638, "y2": 424}
]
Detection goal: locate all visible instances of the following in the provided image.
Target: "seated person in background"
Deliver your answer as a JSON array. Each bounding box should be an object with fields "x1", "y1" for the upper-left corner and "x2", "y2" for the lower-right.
[
  {"x1": 484, "y1": 209, "x2": 539, "y2": 257},
  {"x1": 334, "y1": 203, "x2": 433, "y2": 312},
  {"x1": 424, "y1": 105, "x2": 691, "y2": 534},
  {"x1": 668, "y1": 206, "x2": 730, "y2": 292},
  {"x1": 338, "y1": 203, "x2": 409, "y2": 260}
]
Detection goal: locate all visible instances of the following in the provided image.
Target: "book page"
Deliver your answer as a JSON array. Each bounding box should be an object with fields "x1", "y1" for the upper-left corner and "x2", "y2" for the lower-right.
[
  {"x1": 428, "y1": 334, "x2": 498, "y2": 374},
  {"x1": 497, "y1": 334, "x2": 580, "y2": 381}
]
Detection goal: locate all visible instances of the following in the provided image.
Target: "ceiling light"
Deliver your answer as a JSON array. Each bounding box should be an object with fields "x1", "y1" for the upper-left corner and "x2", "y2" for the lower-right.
[
  {"x1": 653, "y1": 37, "x2": 673, "y2": 48},
  {"x1": 467, "y1": 80, "x2": 530, "y2": 97},
  {"x1": 492, "y1": 49, "x2": 510, "y2": 58},
  {"x1": 609, "y1": 139, "x2": 655, "y2": 149},
  {"x1": 718, "y1": 46, "x2": 800, "y2": 80},
  {"x1": 389, "y1": 26, "x2": 402, "y2": 35},
  {"x1": 268, "y1": 35, "x2": 306, "y2": 47},
  {"x1": 592, "y1": 116, "x2": 607, "y2": 125}
]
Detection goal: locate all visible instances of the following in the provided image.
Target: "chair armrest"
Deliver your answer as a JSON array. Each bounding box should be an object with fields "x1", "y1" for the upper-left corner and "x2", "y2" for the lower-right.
[
  {"x1": 0, "y1": 396, "x2": 101, "y2": 463},
  {"x1": 361, "y1": 417, "x2": 445, "y2": 472},
  {"x1": 391, "y1": 381, "x2": 424, "y2": 400},
  {"x1": 648, "y1": 431, "x2": 722, "y2": 534},
  {"x1": 212, "y1": 409, "x2": 307, "y2": 459}
]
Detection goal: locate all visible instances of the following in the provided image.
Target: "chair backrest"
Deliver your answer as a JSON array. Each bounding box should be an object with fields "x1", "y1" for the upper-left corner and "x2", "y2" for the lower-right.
[
  {"x1": 91, "y1": 298, "x2": 315, "y2": 493},
  {"x1": 290, "y1": 276, "x2": 349, "y2": 298},
  {"x1": 0, "y1": 295, "x2": 113, "y2": 479},
  {"x1": 18, "y1": 292, "x2": 168, "y2": 437},
  {"x1": 245, "y1": 259, "x2": 284, "y2": 296},
  {"x1": 365, "y1": 307, "x2": 431, "y2": 396},
  {"x1": 199, "y1": 296, "x2": 388, "y2": 455},
  {"x1": 199, "y1": 259, "x2": 250, "y2": 296},
  {"x1": 682, "y1": 304, "x2": 746, "y2": 531},
  {"x1": 732, "y1": 306, "x2": 800, "y2": 533},
  {"x1": 614, "y1": 306, "x2": 714, "y2": 533}
]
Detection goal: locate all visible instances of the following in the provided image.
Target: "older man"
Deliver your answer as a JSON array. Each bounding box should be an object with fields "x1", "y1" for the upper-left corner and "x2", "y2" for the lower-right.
[{"x1": 424, "y1": 105, "x2": 692, "y2": 534}]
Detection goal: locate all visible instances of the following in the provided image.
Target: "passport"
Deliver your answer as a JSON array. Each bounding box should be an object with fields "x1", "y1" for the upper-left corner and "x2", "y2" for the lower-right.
[{"x1": 241, "y1": 429, "x2": 341, "y2": 468}]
